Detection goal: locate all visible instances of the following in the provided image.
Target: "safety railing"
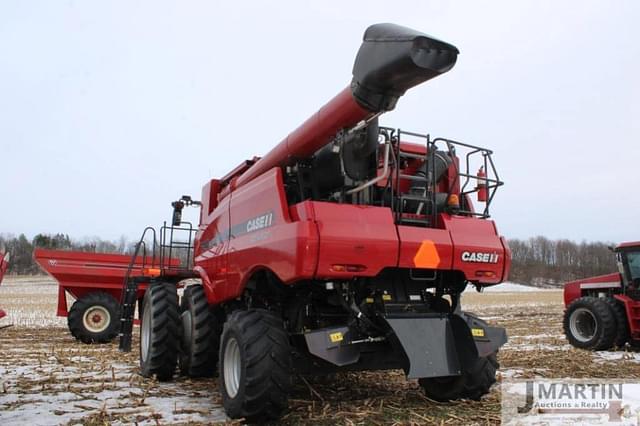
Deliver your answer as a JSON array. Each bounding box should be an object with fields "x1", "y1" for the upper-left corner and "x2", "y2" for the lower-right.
[{"x1": 383, "y1": 127, "x2": 503, "y2": 227}]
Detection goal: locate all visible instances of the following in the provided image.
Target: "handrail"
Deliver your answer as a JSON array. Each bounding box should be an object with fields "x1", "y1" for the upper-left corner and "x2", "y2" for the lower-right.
[
  {"x1": 119, "y1": 227, "x2": 157, "y2": 304},
  {"x1": 384, "y1": 128, "x2": 503, "y2": 225}
]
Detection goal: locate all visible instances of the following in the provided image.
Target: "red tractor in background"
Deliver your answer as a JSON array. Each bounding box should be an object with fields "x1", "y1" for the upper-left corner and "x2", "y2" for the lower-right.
[
  {"x1": 564, "y1": 242, "x2": 640, "y2": 350},
  {"x1": 0, "y1": 248, "x2": 9, "y2": 320},
  {"x1": 40, "y1": 23, "x2": 511, "y2": 422}
]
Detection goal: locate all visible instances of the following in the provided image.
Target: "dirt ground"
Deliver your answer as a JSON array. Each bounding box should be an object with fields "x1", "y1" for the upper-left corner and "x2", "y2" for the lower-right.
[{"x1": 2, "y1": 278, "x2": 639, "y2": 425}]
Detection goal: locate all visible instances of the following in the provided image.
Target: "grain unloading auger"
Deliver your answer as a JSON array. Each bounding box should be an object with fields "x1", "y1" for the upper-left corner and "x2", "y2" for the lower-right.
[{"x1": 49, "y1": 23, "x2": 511, "y2": 422}]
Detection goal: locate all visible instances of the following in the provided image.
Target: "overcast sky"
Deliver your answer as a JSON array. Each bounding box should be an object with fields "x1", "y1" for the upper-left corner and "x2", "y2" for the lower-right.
[{"x1": 1, "y1": 1, "x2": 638, "y2": 244}]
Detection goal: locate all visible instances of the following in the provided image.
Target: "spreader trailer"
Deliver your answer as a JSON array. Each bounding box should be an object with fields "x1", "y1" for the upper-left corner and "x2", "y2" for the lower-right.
[
  {"x1": 113, "y1": 23, "x2": 512, "y2": 422},
  {"x1": 33, "y1": 248, "x2": 181, "y2": 343}
]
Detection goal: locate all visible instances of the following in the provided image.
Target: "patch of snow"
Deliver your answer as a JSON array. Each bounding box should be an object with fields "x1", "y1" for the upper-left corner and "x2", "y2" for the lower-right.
[
  {"x1": 513, "y1": 334, "x2": 564, "y2": 341},
  {"x1": 594, "y1": 351, "x2": 640, "y2": 363},
  {"x1": 499, "y1": 368, "x2": 526, "y2": 379},
  {"x1": 470, "y1": 282, "x2": 558, "y2": 293},
  {"x1": 503, "y1": 343, "x2": 574, "y2": 351}
]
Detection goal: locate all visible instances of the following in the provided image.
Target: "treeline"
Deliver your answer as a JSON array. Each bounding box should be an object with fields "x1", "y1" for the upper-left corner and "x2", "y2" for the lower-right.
[
  {"x1": 0, "y1": 233, "x2": 132, "y2": 275},
  {"x1": 508, "y1": 236, "x2": 616, "y2": 286},
  {"x1": 1, "y1": 233, "x2": 619, "y2": 286}
]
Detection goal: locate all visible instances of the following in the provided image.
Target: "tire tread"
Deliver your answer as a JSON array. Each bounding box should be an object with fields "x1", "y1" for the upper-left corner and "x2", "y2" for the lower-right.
[
  {"x1": 140, "y1": 283, "x2": 180, "y2": 381},
  {"x1": 67, "y1": 292, "x2": 120, "y2": 344},
  {"x1": 179, "y1": 285, "x2": 220, "y2": 377},
  {"x1": 220, "y1": 309, "x2": 292, "y2": 422}
]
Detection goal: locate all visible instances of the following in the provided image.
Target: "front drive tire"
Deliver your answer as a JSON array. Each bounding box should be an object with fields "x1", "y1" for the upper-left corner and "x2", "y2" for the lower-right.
[
  {"x1": 419, "y1": 352, "x2": 499, "y2": 401},
  {"x1": 179, "y1": 285, "x2": 220, "y2": 377},
  {"x1": 140, "y1": 283, "x2": 180, "y2": 381},
  {"x1": 563, "y1": 296, "x2": 616, "y2": 350},
  {"x1": 67, "y1": 292, "x2": 120, "y2": 344},
  {"x1": 604, "y1": 297, "x2": 629, "y2": 348},
  {"x1": 219, "y1": 309, "x2": 292, "y2": 422}
]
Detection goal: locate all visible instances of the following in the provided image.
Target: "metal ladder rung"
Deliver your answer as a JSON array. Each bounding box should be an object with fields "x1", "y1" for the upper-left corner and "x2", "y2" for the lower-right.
[
  {"x1": 398, "y1": 151, "x2": 427, "y2": 160},
  {"x1": 400, "y1": 194, "x2": 436, "y2": 202},
  {"x1": 399, "y1": 174, "x2": 427, "y2": 182}
]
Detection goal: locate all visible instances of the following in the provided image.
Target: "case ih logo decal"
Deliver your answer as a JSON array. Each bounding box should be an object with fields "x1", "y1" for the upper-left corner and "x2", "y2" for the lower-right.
[
  {"x1": 246, "y1": 212, "x2": 274, "y2": 233},
  {"x1": 201, "y1": 211, "x2": 275, "y2": 250},
  {"x1": 461, "y1": 251, "x2": 499, "y2": 263}
]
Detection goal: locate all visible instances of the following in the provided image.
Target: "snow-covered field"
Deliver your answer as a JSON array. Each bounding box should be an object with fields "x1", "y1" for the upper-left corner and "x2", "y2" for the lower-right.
[
  {"x1": 0, "y1": 330, "x2": 226, "y2": 425},
  {"x1": 0, "y1": 277, "x2": 66, "y2": 327},
  {"x1": 477, "y1": 281, "x2": 556, "y2": 292},
  {"x1": 0, "y1": 277, "x2": 227, "y2": 425},
  {"x1": 1, "y1": 277, "x2": 638, "y2": 425}
]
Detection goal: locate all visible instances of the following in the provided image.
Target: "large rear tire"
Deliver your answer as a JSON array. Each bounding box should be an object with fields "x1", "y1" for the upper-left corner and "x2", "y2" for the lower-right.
[
  {"x1": 419, "y1": 352, "x2": 499, "y2": 401},
  {"x1": 68, "y1": 292, "x2": 120, "y2": 344},
  {"x1": 219, "y1": 309, "x2": 292, "y2": 422},
  {"x1": 562, "y1": 296, "x2": 616, "y2": 351},
  {"x1": 140, "y1": 283, "x2": 180, "y2": 381},
  {"x1": 179, "y1": 285, "x2": 220, "y2": 377},
  {"x1": 604, "y1": 297, "x2": 629, "y2": 349},
  {"x1": 563, "y1": 296, "x2": 616, "y2": 350}
]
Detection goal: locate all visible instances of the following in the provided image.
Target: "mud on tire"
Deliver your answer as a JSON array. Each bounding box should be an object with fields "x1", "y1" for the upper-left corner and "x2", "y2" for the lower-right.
[
  {"x1": 68, "y1": 292, "x2": 120, "y2": 344},
  {"x1": 179, "y1": 285, "x2": 220, "y2": 377},
  {"x1": 219, "y1": 309, "x2": 292, "y2": 422},
  {"x1": 563, "y1": 296, "x2": 616, "y2": 350},
  {"x1": 140, "y1": 283, "x2": 180, "y2": 381},
  {"x1": 419, "y1": 352, "x2": 499, "y2": 401}
]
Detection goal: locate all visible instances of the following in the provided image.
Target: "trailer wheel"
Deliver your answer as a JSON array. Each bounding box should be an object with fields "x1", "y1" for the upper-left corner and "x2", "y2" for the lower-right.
[
  {"x1": 563, "y1": 297, "x2": 616, "y2": 350},
  {"x1": 67, "y1": 292, "x2": 120, "y2": 344},
  {"x1": 418, "y1": 352, "x2": 499, "y2": 401},
  {"x1": 219, "y1": 309, "x2": 292, "y2": 422},
  {"x1": 604, "y1": 298, "x2": 629, "y2": 348},
  {"x1": 179, "y1": 285, "x2": 220, "y2": 377},
  {"x1": 140, "y1": 283, "x2": 180, "y2": 381}
]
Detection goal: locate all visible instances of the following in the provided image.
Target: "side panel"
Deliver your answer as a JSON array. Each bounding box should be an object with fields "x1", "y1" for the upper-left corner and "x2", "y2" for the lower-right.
[
  {"x1": 563, "y1": 272, "x2": 622, "y2": 306},
  {"x1": 397, "y1": 225, "x2": 453, "y2": 270},
  {"x1": 220, "y1": 169, "x2": 318, "y2": 301},
  {"x1": 195, "y1": 192, "x2": 231, "y2": 304},
  {"x1": 444, "y1": 216, "x2": 506, "y2": 284},
  {"x1": 33, "y1": 248, "x2": 161, "y2": 288},
  {"x1": 500, "y1": 236, "x2": 512, "y2": 281},
  {"x1": 312, "y1": 202, "x2": 398, "y2": 279}
]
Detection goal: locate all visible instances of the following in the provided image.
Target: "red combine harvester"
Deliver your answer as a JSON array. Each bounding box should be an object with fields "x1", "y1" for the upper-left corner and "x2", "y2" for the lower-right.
[
  {"x1": 116, "y1": 23, "x2": 511, "y2": 421},
  {"x1": 39, "y1": 23, "x2": 511, "y2": 422},
  {"x1": 563, "y1": 241, "x2": 640, "y2": 350},
  {"x1": 33, "y1": 248, "x2": 182, "y2": 343},
  {"x1": 0, "y1": 249, "x2": 9, "y2": 321}
]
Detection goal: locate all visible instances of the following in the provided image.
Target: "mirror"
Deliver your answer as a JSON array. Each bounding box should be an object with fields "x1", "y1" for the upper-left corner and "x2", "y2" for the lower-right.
[{"x1": 171, "y1": 201, "x2": 184, "y2": 226}]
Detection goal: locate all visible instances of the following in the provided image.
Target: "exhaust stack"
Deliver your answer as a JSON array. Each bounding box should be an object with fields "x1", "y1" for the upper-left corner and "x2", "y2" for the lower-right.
[{"x1": 235, "y1": 23, "x2": 459, "y2": 189}]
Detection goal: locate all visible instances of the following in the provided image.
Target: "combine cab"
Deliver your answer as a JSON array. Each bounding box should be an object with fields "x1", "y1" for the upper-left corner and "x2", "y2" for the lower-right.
[
  {"x1": 564, "y1": 241, "x2": 640, "y2": 350},
  {"x1": 115, "y1": 23, "x2": 511, "y2": 422}
]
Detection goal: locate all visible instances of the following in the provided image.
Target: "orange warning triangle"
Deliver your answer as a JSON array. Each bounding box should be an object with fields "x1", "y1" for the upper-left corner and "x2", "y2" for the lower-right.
[{"x1": 413, "y1": 240, "x2": 441, "y2": 268}]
